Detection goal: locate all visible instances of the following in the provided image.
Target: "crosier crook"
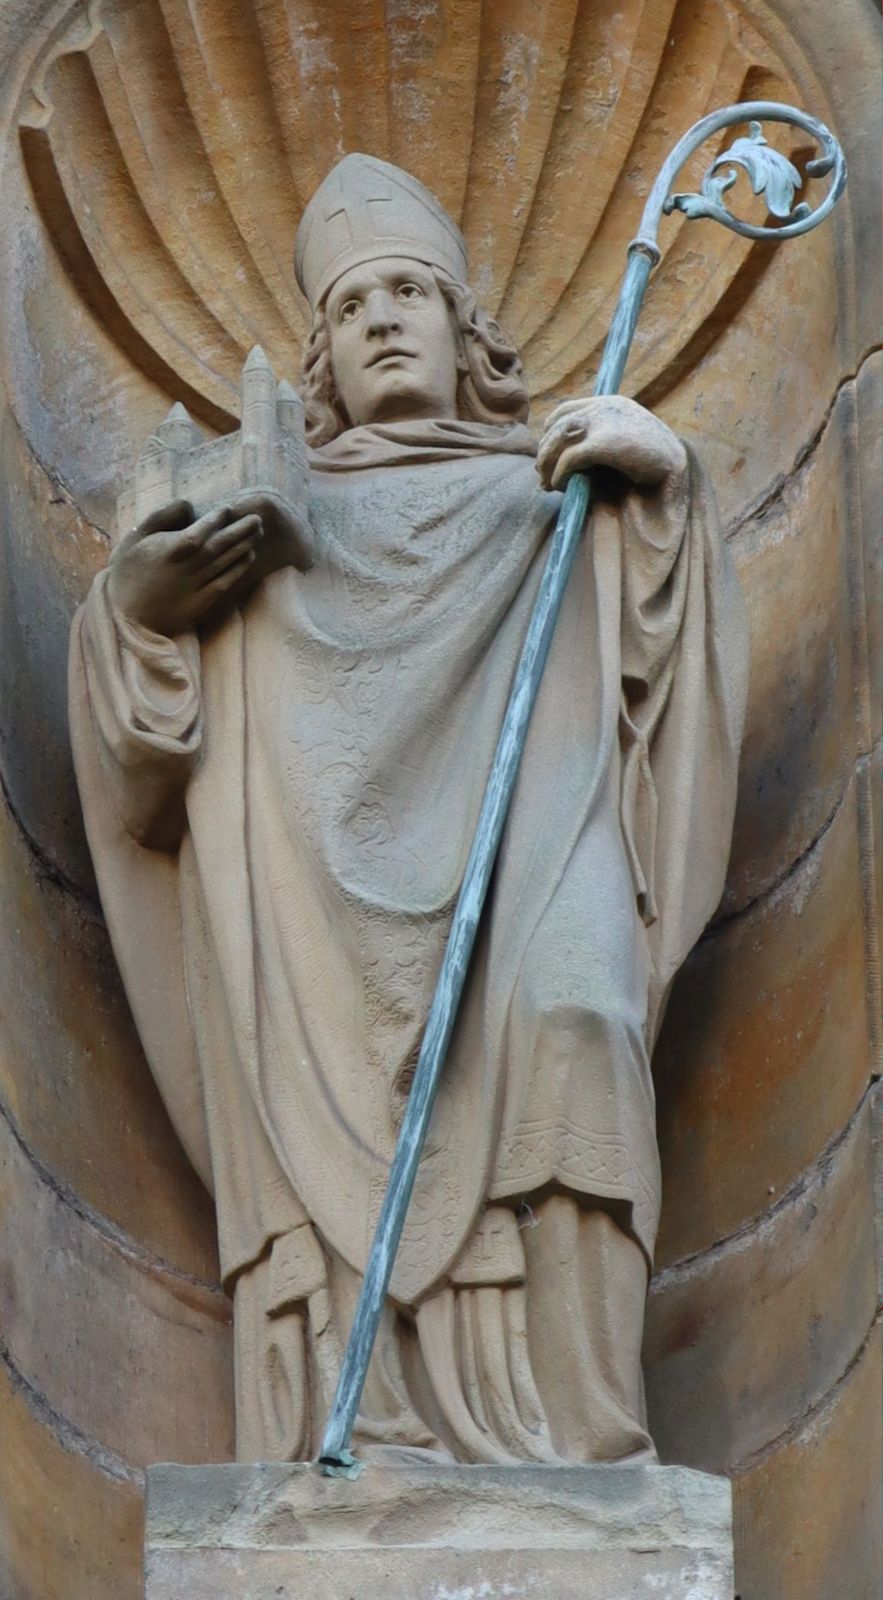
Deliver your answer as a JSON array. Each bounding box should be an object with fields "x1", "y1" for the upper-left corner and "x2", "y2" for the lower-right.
[{"x1": 318, "y1": 100, "x2": 847, "y2": 1477}]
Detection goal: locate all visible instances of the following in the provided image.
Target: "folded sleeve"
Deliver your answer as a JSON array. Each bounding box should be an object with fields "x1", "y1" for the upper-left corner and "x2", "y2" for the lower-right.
[
  {"x1": 73, "y1": 569, "x2": 203, "y2": 851},
  {"x1": 611, "y1": 447, "x2": 749, "y2": 1031}
]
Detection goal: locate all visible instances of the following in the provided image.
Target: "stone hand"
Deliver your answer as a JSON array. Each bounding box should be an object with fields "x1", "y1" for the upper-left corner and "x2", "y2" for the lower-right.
[
  {"x1": 222, "y1": 488, "x2": 315, "y2": 581},
  {"x1": 107, "y1": 495, "x2": 313, "y2": 635},
  {"x1": 536, "y1": 395, "x2": 688, "y2": 492}
]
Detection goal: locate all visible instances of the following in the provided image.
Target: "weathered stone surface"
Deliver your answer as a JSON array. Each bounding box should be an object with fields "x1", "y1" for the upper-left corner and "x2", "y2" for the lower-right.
[
  {"x1": 0, "y1": 401, "x2": 107, "y2": 891},
  {"x1": 0, "y1": 3, "x2": 879, "y2": 1600},
  {"x1": 733, "y1": 1322, "x2": 882, "y2": 1600},
  {"x1": 0, "y1": 1104, "x2": 233, "y2": 1467},
  {"x1": 856, "y1": 354, "x2": 883, "y2": 752},
  {"x1": 0, "y1": 1349, "x2": 143, "y2": 1600},
  {"x1": 0, "y1": 796, "x2": 220, "y2": 1280},
  {"x1": 646, "y1": 1093, "x2": 877, "y2": 1471},
  {"x1": 872, "y1": 1082, "x2": 883, "y2": 1308},
  {"x1": 720, "y1": 384, "x2": 858, "y2": 916},
  {"x1": 145, "y1": 1458, "x2": 734, "y2": 1600},
  {"x1": 654, "y1": 778, "x2": 870, "y2": 1267}
]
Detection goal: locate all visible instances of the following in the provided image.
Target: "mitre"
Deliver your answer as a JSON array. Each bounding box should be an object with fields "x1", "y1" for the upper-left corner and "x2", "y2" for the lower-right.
[{"x1": 295, "y1": 152, "x2": 468, "y2": 310}]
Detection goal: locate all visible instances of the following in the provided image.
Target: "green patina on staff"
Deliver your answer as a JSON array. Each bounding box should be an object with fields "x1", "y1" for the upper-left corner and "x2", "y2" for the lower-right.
[{"x1": 318, "y1": 99, "x2": 847, "y2": 1478}]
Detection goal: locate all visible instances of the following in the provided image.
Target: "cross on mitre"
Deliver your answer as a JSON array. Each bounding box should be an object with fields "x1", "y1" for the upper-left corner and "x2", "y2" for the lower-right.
[
  {"x1": 323, "y1": 171, "x2": 394, "y2": 246},
  {"x1": 295, "y1": 151, "x2": 469, "y2": 310}
]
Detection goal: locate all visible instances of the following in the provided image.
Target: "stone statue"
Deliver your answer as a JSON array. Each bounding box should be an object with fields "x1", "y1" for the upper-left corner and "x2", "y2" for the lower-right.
[{"x1": 68, "y1": 154, "x2": 749, "y2": 1467}]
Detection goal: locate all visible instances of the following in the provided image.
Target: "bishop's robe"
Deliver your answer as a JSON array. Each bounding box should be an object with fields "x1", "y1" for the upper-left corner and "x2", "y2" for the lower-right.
[{"x1": 69, "y1": 418, "x2": 748, "y2": 1463}]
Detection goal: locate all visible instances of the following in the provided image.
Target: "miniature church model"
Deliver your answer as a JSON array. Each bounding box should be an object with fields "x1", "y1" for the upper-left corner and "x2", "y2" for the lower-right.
[{"x1": 115, "y1": 345, "x2": 309, "y2": 542}]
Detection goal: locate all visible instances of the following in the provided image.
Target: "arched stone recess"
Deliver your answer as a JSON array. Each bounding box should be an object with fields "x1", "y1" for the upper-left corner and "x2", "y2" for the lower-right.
[
  {"x1": 0, "y1": 4, "x2": 878, "y2": 1600},
  {"x1": 0, "y1": 1102, "x2": 233, "y2": 1467},
  {"x1": 0, "y1": 1349, "x2": 144, "y2": 1600},
  {"x1": 646, "y1": 1092, "x2": 878, "y2": 1470},
  {"x1": 653, "y1": 771, "x2": 871, "y2": 1267}
]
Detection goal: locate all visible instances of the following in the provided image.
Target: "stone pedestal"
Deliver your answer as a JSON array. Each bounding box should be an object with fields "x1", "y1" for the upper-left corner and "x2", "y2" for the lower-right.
[{"x1": 145, "y1": 1455, "x2": 734, "y2": 1599}]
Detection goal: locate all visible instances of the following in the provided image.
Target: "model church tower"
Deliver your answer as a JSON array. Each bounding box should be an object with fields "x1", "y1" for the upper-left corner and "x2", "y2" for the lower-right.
[{"x1": 115, "y1": 346, "x2": 309, "y2": 542}]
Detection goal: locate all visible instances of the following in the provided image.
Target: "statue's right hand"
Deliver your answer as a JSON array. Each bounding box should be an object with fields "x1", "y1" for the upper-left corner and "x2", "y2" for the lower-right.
[{"x1": 107, "y1": 499, "x2": 264, "y2": 634}]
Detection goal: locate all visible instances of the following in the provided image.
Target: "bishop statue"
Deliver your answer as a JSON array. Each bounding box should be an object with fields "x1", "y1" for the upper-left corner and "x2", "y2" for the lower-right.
[{"x1": 69, "y1": 154, "x2": 748, "y2": 1465}]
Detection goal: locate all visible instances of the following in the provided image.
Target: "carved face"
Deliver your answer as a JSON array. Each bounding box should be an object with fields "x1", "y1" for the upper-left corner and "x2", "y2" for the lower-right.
[{"x1": 324, "y1": 256, "x2": 460, "y2": 428}]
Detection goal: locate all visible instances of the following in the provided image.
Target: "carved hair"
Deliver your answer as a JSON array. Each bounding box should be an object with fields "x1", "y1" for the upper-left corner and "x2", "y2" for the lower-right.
[{"x1": 300, "y1": 267, "x2": 529, "y2": 446}]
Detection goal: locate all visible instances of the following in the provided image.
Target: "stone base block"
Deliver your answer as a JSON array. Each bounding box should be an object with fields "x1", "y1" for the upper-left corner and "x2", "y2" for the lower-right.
[{"x1": 145, "y1": 1454, "x2": 734, "y2": 1599}]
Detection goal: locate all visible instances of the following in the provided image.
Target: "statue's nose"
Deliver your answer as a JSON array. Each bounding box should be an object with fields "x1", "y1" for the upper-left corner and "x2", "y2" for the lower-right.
[{"x1": 365, "y1": 289, "x2": 403, "y2": 337}]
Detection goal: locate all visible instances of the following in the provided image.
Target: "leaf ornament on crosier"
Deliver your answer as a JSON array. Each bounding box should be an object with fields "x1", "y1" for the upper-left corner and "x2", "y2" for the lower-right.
[{"x1": 665, "y1": 120, "x2": 811, "y2": 227}]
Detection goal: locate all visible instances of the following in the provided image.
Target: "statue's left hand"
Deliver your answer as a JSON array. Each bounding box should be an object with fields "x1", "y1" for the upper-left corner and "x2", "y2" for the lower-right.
[{"x1": 536, "y1": 395, "x2": 688, "y2": 492}]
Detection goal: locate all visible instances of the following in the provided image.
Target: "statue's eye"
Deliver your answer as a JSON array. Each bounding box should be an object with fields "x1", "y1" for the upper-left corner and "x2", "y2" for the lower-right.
[
  {"x1": 339, "y1": 299, "x2": 361, "y2": 323},
  {"x1": 396, "y1": 283, "x2": 424, "y2": 302}
]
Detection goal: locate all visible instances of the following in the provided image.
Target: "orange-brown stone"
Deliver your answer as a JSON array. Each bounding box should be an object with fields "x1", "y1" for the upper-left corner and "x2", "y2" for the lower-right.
[
  {"x1": 0, "y1": 1, "x2": 878, "y2": 1596},
  {"x1": 733, "y1": 1326, "x2": 883, "y2": 1600},
  {"x1": 646, "y1": 1094, "x2": 878, "y2": 1470},
  {"x1": 654, "y1": 779, "x2": 870, "y2": 1266}
]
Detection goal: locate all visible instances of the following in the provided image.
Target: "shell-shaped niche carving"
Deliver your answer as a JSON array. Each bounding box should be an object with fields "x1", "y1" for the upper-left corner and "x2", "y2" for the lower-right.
[{"x1": 18, "y1": 0, "x2": 805, "y2": 432}]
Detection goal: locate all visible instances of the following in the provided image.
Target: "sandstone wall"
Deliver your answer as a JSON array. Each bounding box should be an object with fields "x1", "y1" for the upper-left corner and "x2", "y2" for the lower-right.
[{"x1": 0, "y1": 3, "x2": 879, "y2": 1597}]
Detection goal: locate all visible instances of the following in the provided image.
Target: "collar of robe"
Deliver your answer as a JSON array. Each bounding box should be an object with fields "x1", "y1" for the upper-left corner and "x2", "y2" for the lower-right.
[{"x1": 309, "y1": 416, "x2": 538, "y2": 471}]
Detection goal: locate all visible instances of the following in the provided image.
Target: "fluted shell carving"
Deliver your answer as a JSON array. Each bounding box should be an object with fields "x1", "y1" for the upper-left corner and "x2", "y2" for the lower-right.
[{"x1": 17, "y1": 0, "x2": 804, "y2": 432}]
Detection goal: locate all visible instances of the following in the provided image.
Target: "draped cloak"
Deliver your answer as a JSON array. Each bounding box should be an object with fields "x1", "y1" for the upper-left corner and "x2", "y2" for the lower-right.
[{"x1": 69, "y1": 418, "x2": 748, "y2": 1312}]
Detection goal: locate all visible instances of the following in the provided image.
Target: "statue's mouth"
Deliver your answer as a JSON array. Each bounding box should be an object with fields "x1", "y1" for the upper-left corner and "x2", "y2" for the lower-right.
[{"x1": 365, "y1": 347, "x2": 417, "y2": 368}]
